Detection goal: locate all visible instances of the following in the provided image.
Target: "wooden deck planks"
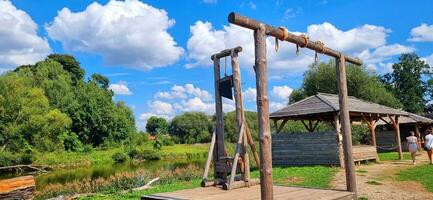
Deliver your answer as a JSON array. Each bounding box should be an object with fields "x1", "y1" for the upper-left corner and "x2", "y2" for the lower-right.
[{"x1": 142, "y1": 185, "x2": 354, "y2": 200}]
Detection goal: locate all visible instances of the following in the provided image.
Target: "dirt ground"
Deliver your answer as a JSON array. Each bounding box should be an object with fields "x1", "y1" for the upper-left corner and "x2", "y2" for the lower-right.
[{"x1": 331, "y1": 153, "x2": 433, "y2": 200}]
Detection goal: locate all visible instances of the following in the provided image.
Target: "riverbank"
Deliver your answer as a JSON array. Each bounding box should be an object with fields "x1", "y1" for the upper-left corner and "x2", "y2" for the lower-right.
[
  {"x1": 31, "y1": 144, "x2": 209, "y2": 169},
  {"x1": 76, "y1": 166, "x2": 338, "y2": 200}
]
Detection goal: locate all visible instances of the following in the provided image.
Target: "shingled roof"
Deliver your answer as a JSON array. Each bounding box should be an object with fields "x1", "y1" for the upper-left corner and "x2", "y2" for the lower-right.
[
  {"x1": 270, "y1": 93, "x2": 409, "y2": 121},
  {"x1": 378, "y1": 112, "x2": 433, "y2": 125}
]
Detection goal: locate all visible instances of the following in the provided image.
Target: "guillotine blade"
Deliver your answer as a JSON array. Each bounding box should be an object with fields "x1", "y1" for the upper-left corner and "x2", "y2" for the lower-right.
[{"x1": 220, "y1": 75, "x2": 233, "y2": 100}]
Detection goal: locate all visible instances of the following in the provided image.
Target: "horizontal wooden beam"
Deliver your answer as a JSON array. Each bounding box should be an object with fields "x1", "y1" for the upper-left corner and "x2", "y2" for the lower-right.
[
  {"x1": 211, "y1": 46, "x2": 242, "y2": 60},
  {"x1": 228, "y1": 12, "x2": 362, "y2": 65}
]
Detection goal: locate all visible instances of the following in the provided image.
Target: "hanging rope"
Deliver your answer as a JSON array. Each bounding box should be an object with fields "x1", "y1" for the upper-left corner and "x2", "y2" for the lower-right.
[
  {"x1": 275, "y1": 26, "x2": 289, "y2": 52},
  {"x1": 314, "y1": 41, "x2": 325, "y2": 64},
  {"x1": 296, "y1": 34, "x2": 309, "y2": 56}
]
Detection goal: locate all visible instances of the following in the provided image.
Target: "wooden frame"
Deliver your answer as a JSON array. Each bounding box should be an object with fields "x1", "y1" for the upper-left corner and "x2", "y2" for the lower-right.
[{"x1": 229, "y1": 12, "x2": 361, "y2": 199}]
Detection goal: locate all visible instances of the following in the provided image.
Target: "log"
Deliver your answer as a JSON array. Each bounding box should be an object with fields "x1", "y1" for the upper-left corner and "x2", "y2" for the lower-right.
[
  {"x1": 254, "y1": 23, "x2": 274, "y2": 200},
  {"x1": 228, "y1": 12, "x2": 362, "y2": 66},
  {"x1": 223, "y1": 178, "x2": 260, "y2": 190},
  {"x1": 132, "y1": 177, "x2": 160, "y2": 191},
  {"x1": 213, "y1": 56, "x2": 226, "y2": 179},
  {"x1": 336, "y1": 54, "x2": 357, "y2": 197},
  {"x1": 0, "y1": 176, "x2": 35, "y2": 200}
]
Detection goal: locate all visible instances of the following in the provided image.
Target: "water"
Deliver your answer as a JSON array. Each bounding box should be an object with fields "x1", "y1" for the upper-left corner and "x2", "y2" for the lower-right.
[{"x1": 1, "y1": 159, "x2": 204, "y2": 190}]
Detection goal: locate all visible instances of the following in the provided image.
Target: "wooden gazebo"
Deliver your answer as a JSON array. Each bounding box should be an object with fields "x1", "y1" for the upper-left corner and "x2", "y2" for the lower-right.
[{"x1": 270, "y1": 93, "x2": 409, "y2": 166}]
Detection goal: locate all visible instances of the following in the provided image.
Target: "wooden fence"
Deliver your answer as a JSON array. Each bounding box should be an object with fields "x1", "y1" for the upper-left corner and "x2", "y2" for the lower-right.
[{"x1": 272, "y1": 131, "x2": 340, "y2": 166}]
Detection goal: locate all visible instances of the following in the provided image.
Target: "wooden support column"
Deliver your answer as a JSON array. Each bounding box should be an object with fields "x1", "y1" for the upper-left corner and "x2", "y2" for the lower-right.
[
  {"x1": 389, "y1": 115, "x2": 403, "y2": 160},
  {"x1": 231, "y1": 49, "x2": 250, "y2": 183},
  {"x1": 212, "y1": 57, "x2": 226, "y2": 179},
  {"x1": 336, "y1": 54, "x2": 357, "y2": 196},
  {"x1": 334, "y1": 114, "x2": 345, "y2": 168},
  {"x1": 362, "y1": 115, "x2": 379, "y2": 161},
  {"x1": 254, "y1": 24, "x2": 273, "y2": 200},
  {"x1": 415, "y1": 123, "x2": 421, "y2": 151}
]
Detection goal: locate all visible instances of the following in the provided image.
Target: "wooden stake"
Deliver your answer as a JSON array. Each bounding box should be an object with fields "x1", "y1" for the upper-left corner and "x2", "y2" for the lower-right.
[
  {"x1": 254, "y1": 24, "x2": 273, "y2": 200},
  {"x1": 415, "y1": 123, "x2": 421, "y2": 151},
  {"x1": 228, "y1": 123, "x2": 245, "y2": 189},
  {"x1": 201, "y1": 130, "x2": 216, "y2": 186},
  {"x1": 231, "y1": 50, "x2": 250, "y2": 183},
  {"x1": 213, "y1": 57, "x2": 226, "y2": 179},
  {"x1": 336, "y1": 54, "x2": 357, "y2": 197},
  {"x1": 245, "y1": 126, "x2": 260, "y2": 168},
  {"x1": 334, "y1": 114, "x2": 345, "y2": 168}
]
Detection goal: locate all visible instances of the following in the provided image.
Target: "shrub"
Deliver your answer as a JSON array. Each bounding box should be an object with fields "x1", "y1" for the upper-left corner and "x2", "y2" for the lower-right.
[
  {"x1": 127, "y1": 148, "x2": 139, "y2": 159},
  {"x1": 63, "y1": 132, "x2": 83, "y2": 152},
  {"x1": 20, "y1": 153, "x2": 33, "y2": 165},
  {"x1": 161, "y1": 135, "x2": 175, "y2": 146},
  {"x1": 112, "y1": 152, "x2": 128, "y2": 163},
  {"x1": 0, "y1": 151, "x2": 18, "y2": 167},
  {"x1": 140, "y1": 150, "x2": 161, "y2": 161},
  {"x1": 82, "y1": 144, "x2": 93, "y2": 153}
]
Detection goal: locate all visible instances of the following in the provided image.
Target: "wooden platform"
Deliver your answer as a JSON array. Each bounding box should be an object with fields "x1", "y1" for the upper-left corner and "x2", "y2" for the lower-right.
[{"x1": 142, "y1": 185, "x2": 355, "y2": 200}]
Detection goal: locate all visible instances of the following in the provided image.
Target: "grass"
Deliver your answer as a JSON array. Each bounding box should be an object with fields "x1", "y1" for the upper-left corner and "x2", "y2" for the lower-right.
[
  {"x1": 397, "y1": 164, "x2": 433, "y2": 193},
  {"x1": 32, "y1": 144, "x2": 209, "y2": 168},
  {"x1": 378, "y1": 152, "x2": 411, "y2": 161},
  {"x1": 356, "y1": 170, "x2": 368, "y2": 173},
  {"x1": 78, "y1": 166, "x2": 338, "y2": 200},
  {"x1": 365, "y1": 180, "x2": 382, "y2": 185}
]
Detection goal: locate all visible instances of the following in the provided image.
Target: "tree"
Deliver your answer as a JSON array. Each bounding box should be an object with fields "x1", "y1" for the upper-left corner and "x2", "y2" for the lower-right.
[
  {"x1": 290, "y1": 60, "x2": 402, "y2": 108},
  {"x1": 169, "y1": 112, "x2": 212, "y2": 144},
  {"x1": 91, "y1": 73, "x2": 109, "y2": 89},
  {"x1": 382, "y1": 53, "x2": 429, "y2": 114},
  {"x1": 146, "y1": 116, "x2": 169, "y2": 135},
  {"x1": 223, "y1": 111, "x2": 259, "y2": 142},
  {"x1": 47, "y1": 54, "x2": 85, "y2": 82}
]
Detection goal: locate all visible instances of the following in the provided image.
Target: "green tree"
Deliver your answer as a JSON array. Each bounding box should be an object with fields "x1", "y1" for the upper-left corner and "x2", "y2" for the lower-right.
[
  {"x1": 47, "y1": 54, "x2": 85, "y2": 82},
  {"x1": 223, "y1": 111, "x2": 259, "y2": 142},
  {"x1": 382, "y1": 53, "x2": 429, "y2": 114},
  {"x1": 169, "y1": 112, "x2": 212, "y2": 144},
  {"x1": 290, "y1": 60, "x2": 402, "y2": 108},
  {"x1": 91, "y1": 73, "x2": 109, "y2": 89},
  {"x1": 146, "y1": 116, "x2": 169, "y2": 135}
]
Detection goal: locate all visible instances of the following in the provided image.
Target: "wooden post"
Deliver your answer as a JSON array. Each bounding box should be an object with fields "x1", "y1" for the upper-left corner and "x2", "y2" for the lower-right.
[
  {"x1": 213, "y1": 57, "x2": 226, "y2": 179},
  {"x1": 254, "y1": 24, "x2": 273, "y2": 200},
  {"x1": 415, "y1": 123, "x2": 421, "y2": 151},
  {"x1": 334, "y1": 114, "x2": 345, "y2": 168},
  {"x1": 201, "y1": 130, "x2": 216, "y2": 186},
  {"x1": 336, "y1": 54, "x2": 357, "y2": 196},
  {"x1": 388, "y1": 115, "x2": 403, "y2": 159},
  {"x1": 231, "y1": 50, "x2": 250, "y2": 183}
]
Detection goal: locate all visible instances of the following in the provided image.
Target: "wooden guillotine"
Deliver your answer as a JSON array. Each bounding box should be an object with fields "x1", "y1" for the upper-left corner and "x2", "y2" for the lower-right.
[{"x1": 201, "y1": 46, "x2": 260, "y2": 190}]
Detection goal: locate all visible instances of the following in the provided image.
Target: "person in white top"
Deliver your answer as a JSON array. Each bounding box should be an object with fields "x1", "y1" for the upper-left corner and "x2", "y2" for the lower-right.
[
  {"x1": 424, "y1": 130, "x2": 433, "y2": 164},
  {"x1": 406, "y1": 131, "x2": 419, "y2": 164}
]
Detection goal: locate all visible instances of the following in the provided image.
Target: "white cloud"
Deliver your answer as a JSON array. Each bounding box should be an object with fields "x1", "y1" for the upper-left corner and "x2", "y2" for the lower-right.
[
  {"x1": 408, "y1": 23, "x2": 433, "y2": 42},
  {"x1": 425, "y1": 54, "x2": 433, "y2": 67},
  {"x1": 109, "y1": 81, "x2": 133, "y2": 95},
  {"x1": 154, "y1": 84, "x2": 211, "y2": 101},
  {"x1": 243, "y1": 87, "x2": 257, "y2": 102},
  {"x1": 270, "y1": 101, "x2": 286, "y2": 112},
  {"x1": 46, "y1": 0, "x2": 183, "y2": 70},
  {"x1": 148, "y1": 100, "x2": 174, "y2": 116},
  {"x1": 186, "y1": 20, "x2": 408, "y2": 75},
  {"x1": 0, "y1": 1, "x2": 51, "y2": 68},
  {"x1": 248, "y1": 2, "x2": 257, "y2": 10},
  {"x1": 271, "y1": 86, "x2": 293, "y2": 100}
]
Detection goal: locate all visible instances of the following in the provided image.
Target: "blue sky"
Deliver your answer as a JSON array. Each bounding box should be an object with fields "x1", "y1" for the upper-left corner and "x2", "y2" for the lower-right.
[{"x1": 2, "y1": 0, "x2": 433, "y2": 129}]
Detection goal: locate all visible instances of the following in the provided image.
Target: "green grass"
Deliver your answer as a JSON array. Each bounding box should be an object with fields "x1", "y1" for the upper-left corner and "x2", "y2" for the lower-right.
[
  {"x1": 79, "y1": 166, "x2": 338, "y2": 200},
  {"x1": 397, "y1": 164, "x2": 433, "y2": 193},
  {"x1": 356, "y1": 169, "x2": 368, "y2": 173},
  {"x1": 378, "y1": 152, "x2": 411, "y2": 161},
  {"x1": 365, "y1": 180, "x2": 382, "y2": 185},
  {"x1": 33, "y1": 144, "x2": 209, "y2": 168}
]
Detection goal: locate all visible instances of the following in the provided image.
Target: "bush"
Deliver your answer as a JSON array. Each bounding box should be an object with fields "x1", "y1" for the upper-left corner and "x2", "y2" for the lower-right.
[
  {"x1": 161, "y1": 134, "x2": 175, "y2": 146},
  {"x1": 0, "y1": 151, "x2": 18, "y2": 167},
  {"x1": 20, "y1": 153, "x2": 33, "y2": 165},
  {"x1": 352, "y1": 124, "x2": 370, "y2": 145},
  {"x1": 140, "y1": 150, "x2": 161, "y2": 161},
  {"x1": 63, "y1": 132, "x2": 83, "y2": 152},
  {"x1": 112, "y1": 152, "x2": 128, "y2": 163},
  {"x1": 127, "y1": 148, "x2": 139, "y2": 159},
  {"x1": 82, "y1": 144, "x2": 93, "y2": 153}
]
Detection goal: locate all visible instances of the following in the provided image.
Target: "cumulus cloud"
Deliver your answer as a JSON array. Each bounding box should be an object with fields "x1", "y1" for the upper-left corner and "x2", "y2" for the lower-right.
[
  {"x1": 243, "y1": 87, "x2": 257, "y2": 102},
  {"x1": 408, "y1": 23, "x2": 433, "y2": 42},
  {"x1": 271, "y1": 86, "x2": 293, "y2": 100},
  {"x1": 0, "y1": 1, "x2": 51, "y2": 68},
  {"x1": 423, "y1": 54, "x2": 433, "y2": 69},
  {"x1": 270, "y1": 101, "x2": 286, "y2": 112},
  {"x1": 186, "y1": 20, "x2": 409, "y2": 75},
  {"x1": 154, "y1": 84, "x2": 212, "y2": 101},
  {"x1": 46, "y1": 0, "x2": 183, "y2": 70},
  {"x1": 109, "y1": 81, "x2": 133, "y2": 95}
]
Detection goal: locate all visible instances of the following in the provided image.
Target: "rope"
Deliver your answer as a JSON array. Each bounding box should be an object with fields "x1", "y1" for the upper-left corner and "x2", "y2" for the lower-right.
[
  {"x1": 296, "y1": 34, "x2": 309, "y2": 56},
  {"x1": 275, "y1": 26, "x2": 289, "y2": 52},
  {"x1": 314, "y1": 41, "x2": 325, "y2": 64}
]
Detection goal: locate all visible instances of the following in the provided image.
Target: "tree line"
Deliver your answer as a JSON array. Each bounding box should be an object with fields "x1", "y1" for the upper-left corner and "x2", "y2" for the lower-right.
[{"x1": 0, "y1": 54, "x2": 136, "y2": 155}]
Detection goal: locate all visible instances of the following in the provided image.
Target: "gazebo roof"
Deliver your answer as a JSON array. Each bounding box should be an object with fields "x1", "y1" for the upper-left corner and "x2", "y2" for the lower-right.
[
  {"x1": 377, "y1": 112, "x2": 433, "y2": 125},
  {"x1": 270, "y1": 93, "x2": 409, "y2": 121}
]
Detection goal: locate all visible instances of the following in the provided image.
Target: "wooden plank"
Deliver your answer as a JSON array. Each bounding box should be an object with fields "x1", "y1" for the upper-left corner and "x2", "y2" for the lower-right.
[
  {"x1": 254, "y1": 23, "x2": 273, "y2": 199},
  {"x1": 202, "y1": 130, "x2": 216, "y2": 186},
  {"x1": 0, "y1": 176, "x2": 35, "y2": 200},
  {"x1": 213, "y1": 57, "x2": 226, "y2": 179}
]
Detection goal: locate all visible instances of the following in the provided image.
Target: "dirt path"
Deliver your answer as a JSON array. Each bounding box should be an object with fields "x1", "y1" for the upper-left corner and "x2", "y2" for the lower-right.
[{"x1": 331, "y1": 153, "x2": 433, "y2": 200}]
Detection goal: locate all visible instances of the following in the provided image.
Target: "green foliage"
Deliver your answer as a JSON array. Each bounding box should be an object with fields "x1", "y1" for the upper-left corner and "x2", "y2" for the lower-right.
[
  {"x1": 223, "y1": 111, "x2": 259, "y2": 142},
  {"x1": 382, "y1": 53, "x2": 429, "y2": 114},
  {"x1": 146, "y1": 116, "x2": 169, "y2": 135},
  {"x1": 169, "y1": 112, "x2": 212, "y2": 144},
  {"x1": 351, "y1": 124, "x2": 370, "y2": 145},
  {"x1": 140, "y1": 150, "x2": 162, "y2": 161},
  {"x1": 0, "y1": 54, "x2": 137, "y2": 157},
  {"x1": 111, "y1": 152, "x2": 128, "y2": 163},
  {"x1": 289, "y1": 60, "x2": 402, "y2": 108},
  {"x1": 63, "y1": 132, "x2": 84, "y2": 152}
]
